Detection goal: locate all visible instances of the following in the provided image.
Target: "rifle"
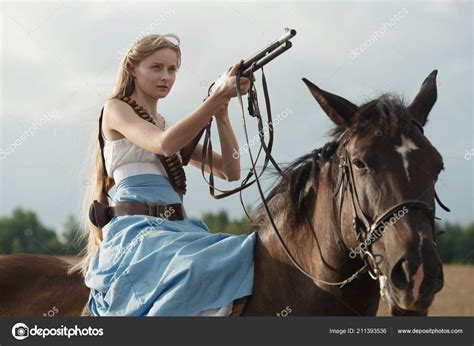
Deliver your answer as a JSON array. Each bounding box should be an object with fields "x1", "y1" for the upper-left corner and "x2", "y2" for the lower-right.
[{"x1": 209, "y1": 28, "x2": 297, "y2": 94}]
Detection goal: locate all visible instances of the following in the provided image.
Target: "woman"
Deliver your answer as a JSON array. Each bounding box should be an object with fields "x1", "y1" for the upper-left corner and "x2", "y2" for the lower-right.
[{"x1": 69, "y1": 34, "x2": 257, "y2": 316}]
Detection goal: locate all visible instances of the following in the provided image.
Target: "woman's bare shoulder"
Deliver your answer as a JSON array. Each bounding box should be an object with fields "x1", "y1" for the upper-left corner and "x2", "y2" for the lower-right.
[
  {"x1": 100, "y1": 99, "x2": 165, "y2": 155},
  {"x1": 104, "y1": 98, "x2": 130, "y2": 117},
  {"x1": 102, "y1": 99, "x2": 133, "y2": 140}
]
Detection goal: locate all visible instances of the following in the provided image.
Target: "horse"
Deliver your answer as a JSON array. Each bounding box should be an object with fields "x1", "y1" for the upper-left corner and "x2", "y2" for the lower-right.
[
  {"x1": 239, "y1": 70, "x2": 445, "y2": 316},
  {"x1": 0, "y1": 70, "x2": 445, "y2": 316},
  {"x1": 0, "y1": 254, "x2": 88, "y2": 316}
]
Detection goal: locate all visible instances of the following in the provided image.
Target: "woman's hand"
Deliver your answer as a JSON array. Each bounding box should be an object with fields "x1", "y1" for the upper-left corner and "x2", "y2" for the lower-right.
[{"x1": 211, "y1": 60, "x2": 251, "y2": 100}]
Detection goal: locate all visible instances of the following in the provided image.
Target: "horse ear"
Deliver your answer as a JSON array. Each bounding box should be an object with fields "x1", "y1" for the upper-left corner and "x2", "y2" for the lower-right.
[
  {"x1": 302, "y1": 78, "x2": 358, "y2": 128},
  {"x1": 407, "y1": 70, "x2": 438, "y2": 126}
]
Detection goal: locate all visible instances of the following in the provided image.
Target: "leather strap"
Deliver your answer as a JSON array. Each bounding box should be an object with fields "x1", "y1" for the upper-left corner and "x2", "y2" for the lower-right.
[
  {"x1": 200, "y1": 66, "x2": 284, "y2": 201},
  {"x1": 180, "y1": 126, "x2": 206, "y2": 166},
  {"x1": 89, "y1": 199, "x2": 185, "y2": 228},
  {"x1": 98, "y1": 107, "x2": 112, "y2": 199}
]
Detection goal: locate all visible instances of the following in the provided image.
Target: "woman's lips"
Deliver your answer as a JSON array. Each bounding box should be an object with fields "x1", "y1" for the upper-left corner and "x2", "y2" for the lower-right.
[{"x1": 157, "y1": 86, "x2": 169, "y2": 90}]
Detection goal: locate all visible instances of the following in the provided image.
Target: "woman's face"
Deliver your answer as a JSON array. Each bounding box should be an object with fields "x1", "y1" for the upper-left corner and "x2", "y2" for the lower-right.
[{"x1": 130, "y1": 48, "x2": 178, "y2": 99}]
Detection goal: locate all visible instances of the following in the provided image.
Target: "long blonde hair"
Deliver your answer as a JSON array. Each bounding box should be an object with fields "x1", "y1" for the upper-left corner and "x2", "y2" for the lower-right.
[{"x1": 68, "y1": 34, "x2": 181, "y2": 277}]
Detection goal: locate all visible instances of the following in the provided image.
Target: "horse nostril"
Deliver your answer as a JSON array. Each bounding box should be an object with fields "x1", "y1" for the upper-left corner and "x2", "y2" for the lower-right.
[{"x1": 390, "y1": 258, "x2": 411, "y2": 290}]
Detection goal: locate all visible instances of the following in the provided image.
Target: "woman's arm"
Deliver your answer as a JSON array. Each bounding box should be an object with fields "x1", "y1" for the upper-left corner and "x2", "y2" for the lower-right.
[
  {"x1": 105, "y1": 60, "x2": 249, "y2": 157},
  {"x1": 188, "y1": 103, "x2": 241, "y2": 182},
  {"x1": 159, "y1": 93, "x2": 230, "y2": 156},
  {"x1": 105, "y1": 92, "x2": 228, "y2": 156},
  {"x1": 188, "y1": 143, "x2": 228, "y2": 181},
  {"x1": 215, "y1": 110, "x2": 241, "y2": 180}
]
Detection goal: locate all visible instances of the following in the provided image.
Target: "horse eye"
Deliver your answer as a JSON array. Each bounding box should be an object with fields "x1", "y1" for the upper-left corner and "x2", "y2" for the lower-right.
[{"x1": 353, "y1": 159, "x2": 367, "y2": 170}]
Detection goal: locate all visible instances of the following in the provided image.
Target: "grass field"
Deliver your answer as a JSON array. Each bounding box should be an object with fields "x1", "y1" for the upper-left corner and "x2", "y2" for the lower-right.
[{"x1": 60, "y1": 257, "x2": 473, "y2": 316}]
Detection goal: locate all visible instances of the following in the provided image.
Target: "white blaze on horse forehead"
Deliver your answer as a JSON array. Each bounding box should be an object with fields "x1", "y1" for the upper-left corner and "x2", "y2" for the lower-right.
[{"x1": 394, "y1": 134, "x2": 418, "y2": 181}]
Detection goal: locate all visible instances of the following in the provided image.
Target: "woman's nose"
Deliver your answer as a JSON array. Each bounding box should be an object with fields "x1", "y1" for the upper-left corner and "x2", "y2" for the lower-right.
[{"x1": 160, "y1": 71, "x2": 170, "y2": 81}]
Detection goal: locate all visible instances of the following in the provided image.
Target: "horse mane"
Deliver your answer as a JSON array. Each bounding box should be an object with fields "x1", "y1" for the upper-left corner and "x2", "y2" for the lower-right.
[
  {"x1": 251, "y1": 93, "x2": 412, "y2": 231},
  {"x1": 332, "y1": 93, "x2": 412, "y2": 139}
]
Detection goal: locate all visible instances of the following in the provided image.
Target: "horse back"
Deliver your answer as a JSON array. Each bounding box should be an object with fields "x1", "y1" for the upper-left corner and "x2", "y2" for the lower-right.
[{"x1": 0, "y1": 253, "x2": 89, "y2": 316}]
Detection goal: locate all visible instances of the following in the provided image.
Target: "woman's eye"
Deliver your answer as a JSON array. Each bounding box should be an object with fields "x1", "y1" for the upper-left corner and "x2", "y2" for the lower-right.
[{"x1": 353, "y1": 159, "x2": 367, "y2": 170}]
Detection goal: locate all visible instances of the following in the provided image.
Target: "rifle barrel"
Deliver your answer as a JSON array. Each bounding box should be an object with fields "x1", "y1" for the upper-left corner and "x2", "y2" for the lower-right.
[
  {"x1": 240, "y1": 29, "x2": 296, "y2": 72},
  {"x1": 241, "y1": 41, "x2": 293, "y2": 77}
]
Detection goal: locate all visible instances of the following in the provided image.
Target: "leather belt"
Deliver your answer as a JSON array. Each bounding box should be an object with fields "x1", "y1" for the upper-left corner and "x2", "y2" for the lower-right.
[
  {"x1": 111, "y1": 201, "x2": 184, "y2": 220},
  {"x1": 89, "y1": 200, "x2": 185, "y2": 228}
]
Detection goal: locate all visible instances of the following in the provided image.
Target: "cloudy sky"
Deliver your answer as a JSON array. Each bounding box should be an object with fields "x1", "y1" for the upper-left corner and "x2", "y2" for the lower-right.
[{"x1": 0, "y1": 1, "x2": 472, "y2": 232}]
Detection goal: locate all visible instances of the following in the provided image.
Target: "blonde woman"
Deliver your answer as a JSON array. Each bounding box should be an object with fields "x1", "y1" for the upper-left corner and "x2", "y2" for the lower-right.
[{"x1": 69, "y1": 34, "x2": 256, "y2": 316}]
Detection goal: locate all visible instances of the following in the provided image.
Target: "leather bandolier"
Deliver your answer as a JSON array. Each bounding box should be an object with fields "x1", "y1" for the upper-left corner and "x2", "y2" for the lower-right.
[{"x1": 116, "y1": 95, "x2": 205, "y2": 198}]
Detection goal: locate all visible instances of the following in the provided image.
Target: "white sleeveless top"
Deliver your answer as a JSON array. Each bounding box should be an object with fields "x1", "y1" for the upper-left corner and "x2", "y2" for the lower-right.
[{"x1": 102, "y1": 115, "x2": 183, "y2": 184}]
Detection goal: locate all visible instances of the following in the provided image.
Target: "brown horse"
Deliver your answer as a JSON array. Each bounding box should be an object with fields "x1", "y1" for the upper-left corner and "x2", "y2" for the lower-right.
[
  {"x1": 0, "y1": 254, "x2": 88, "y2": 316},
  {"x1": 0, "y1": 70, "x2": 445, "y2": 316},
  {"x1": 242, "y1": 70, "x2": 445, "y2": 316}
]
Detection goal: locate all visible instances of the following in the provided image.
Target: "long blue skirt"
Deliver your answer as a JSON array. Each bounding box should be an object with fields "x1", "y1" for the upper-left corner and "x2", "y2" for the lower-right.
[{"x1": 84, "y1": 174, "x2": 257, "y2": 316}]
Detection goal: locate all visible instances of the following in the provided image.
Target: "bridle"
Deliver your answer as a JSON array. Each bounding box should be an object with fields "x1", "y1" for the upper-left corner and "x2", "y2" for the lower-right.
[
  {"x1": 199, "y1": 67, "x2": 450, "y2": 289},
  {"x1": 332, "y1": 119, "x2": 450, "y2": 284}
]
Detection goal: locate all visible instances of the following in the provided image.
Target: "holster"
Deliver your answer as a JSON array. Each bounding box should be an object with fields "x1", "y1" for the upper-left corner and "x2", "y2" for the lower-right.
[{"x1": 88, "y1": 200, "x2": 111, "y2": 228}]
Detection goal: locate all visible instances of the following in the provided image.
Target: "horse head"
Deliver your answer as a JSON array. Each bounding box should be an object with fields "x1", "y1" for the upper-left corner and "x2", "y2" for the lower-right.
[{"x1": 303, "y1": 70, "x2": 445, "y2": 316}]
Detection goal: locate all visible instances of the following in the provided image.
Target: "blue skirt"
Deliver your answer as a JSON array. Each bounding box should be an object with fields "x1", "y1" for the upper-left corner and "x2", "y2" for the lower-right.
[{"x1": 84, "y1": 174, "x2": 257, "y2": 316}]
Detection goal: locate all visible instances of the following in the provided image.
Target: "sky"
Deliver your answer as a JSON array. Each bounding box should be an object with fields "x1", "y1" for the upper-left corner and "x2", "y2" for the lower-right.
[{"x1": 0, "y1": 0, "x2": 472, "y2": 232}]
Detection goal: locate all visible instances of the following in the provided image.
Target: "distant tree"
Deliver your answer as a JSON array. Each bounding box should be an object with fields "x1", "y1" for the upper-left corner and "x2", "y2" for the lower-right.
[
  {"x1": 0, "y1": 207, "x2": 62, "y2": 255},
  {"x1": 61, "y1": 214, "x2": 87, "y2": 256},
  {"x1": 437, "y1": 222, "x2": 474, "y2": 264},
  {"x1": 202, "y1": 209, "x2": 253, "y2": 235}
]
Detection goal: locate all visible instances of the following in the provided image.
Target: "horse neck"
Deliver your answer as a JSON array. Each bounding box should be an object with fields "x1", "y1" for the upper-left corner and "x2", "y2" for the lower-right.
[
  {"x1": 249, "y1": 175, "x2": 380, "y2": 315},
  {"x1": 250, "y1": 217, "x2": 322, "y2": 315},
  {"x1": 310, "y1": 169, "x2": 382, "y2": 314}
]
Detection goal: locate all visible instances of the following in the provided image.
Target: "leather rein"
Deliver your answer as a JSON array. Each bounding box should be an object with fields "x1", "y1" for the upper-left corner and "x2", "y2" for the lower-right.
[{"x1": 200, "y1": 64, "x2": 284, "y2": 220}]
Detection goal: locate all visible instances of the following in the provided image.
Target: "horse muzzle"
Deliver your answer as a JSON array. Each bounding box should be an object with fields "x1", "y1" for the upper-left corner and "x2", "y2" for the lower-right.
[{"x1": 383, "y1": 253, "x2": 444, "y2": 316}]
